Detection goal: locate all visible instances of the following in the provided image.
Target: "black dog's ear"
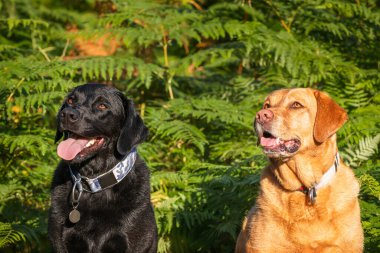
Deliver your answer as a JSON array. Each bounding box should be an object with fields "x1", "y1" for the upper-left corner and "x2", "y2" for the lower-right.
[
  {"x1": 117, "y1": 96, "x2": 149, "y2": 156},
  {"x1": 54, "y1": 104, "x2": 65, "y2": 143},
  {"x1": 55, "y1": 130, "x2": 63, "y2": 143}
]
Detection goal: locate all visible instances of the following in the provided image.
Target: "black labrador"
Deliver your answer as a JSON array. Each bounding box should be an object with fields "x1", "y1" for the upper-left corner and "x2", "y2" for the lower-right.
[{"x1": 48, "y1": 83, "x2": 157, "y2": 253}]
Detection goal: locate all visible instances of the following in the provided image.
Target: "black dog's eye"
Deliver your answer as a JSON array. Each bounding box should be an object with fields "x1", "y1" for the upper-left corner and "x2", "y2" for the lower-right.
[
  {"x1": 263, "y1": 103, "x2": 270, "y2": 109},
  {"x1": 67, "y1": 97, "x2": 74, "y2": 105},
  {"x1": 290, "y1": 101, "x2": 303, "y2": 109},
  {"x1": 97, "y1": 103, "x2": 107, "y2": 110}
]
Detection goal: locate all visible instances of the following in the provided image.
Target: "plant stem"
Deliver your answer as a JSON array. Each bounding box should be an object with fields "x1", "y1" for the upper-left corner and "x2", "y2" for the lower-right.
[
  {"x1": 7, "y1": 78, "x2": 25, "y2": 102},
  {"x1": 38, "y1": 46, "x2": 51, "y2": 62},
  {"x1": 60, "y1": 39, "x2": 70, "y2": 59},
  {"x1": 161, "y1": 25, "x2": 174, "y2": 100},
  {"x1": 264, "y1": 0, "x2": 291, "y2": 33},
  {"x1": 140, "y1": 103, "x2": 146, "y2": 119}
]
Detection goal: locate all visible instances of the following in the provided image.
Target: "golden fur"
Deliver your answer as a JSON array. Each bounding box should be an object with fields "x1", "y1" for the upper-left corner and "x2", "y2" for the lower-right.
[{"x1": 235, "y1": 88, "x2": 363, "y2": 253}]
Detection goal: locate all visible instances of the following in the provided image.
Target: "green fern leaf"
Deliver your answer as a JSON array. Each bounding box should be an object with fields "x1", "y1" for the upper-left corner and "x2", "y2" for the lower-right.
[
  {"x1": 0, "y1": 222, "x2": 26, "y2": 248},
  {"x1": 342, "y1": 134, "x2": 380, "y2": 167}
]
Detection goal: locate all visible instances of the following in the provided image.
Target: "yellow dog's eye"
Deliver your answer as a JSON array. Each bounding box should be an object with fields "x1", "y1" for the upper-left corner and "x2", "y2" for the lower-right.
[
  {"x1": 291, "y1": 102, "x2": 303, "y2": 108},
  {"x1": 263, "y1": 103, "x2": 270, "y2": 109}
]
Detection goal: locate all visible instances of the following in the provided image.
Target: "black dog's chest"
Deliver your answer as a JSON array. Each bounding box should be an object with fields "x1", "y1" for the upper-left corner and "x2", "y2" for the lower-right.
[
  {"x1": 62, "y1": 200, "x2": 129, "y2": 253},
  {"x1": 63, "y1": 221, "x2": 128, "y2": 253},
  {"x1": 66, "y1": 187, "x2": 126, "y2": 223}
]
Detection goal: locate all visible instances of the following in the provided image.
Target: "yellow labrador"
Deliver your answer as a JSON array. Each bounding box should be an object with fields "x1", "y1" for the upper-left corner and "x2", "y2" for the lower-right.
[{"x1": 235, "y1": 88, "x2": 363, "y2": 253}]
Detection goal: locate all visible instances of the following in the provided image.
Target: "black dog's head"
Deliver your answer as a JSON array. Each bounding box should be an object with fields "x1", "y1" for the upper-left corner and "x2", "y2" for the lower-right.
[{"x1": 55, "y1": 83, "x2": 148, "y2": 163}]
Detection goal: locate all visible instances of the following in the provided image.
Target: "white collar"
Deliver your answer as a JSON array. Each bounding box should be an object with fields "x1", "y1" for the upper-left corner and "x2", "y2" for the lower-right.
[
  {"x1": 315, "y1": 152, "x2": 339, "y2": 191},
  {"x1": 305, "y1": 152, "x2": 339, "y2": 205}
]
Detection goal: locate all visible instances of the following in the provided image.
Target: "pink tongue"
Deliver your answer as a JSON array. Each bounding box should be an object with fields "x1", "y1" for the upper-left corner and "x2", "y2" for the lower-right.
[
  {"x1": 57, "y1": 138, "x2": 89, "y2": 160},
  {"x1": 260, "y1": 137, "x2": 278, "y2": 148}
]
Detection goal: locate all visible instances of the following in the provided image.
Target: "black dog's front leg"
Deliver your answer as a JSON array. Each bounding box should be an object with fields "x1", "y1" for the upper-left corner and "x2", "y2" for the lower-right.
[
  {"x1": 146, "y1": 240, "x2": 158, "y2": 253},
  {"x1": 48, "y1": 173, "x2": 71, "y2": 253},
  {"x1": 48, "y1": 210, "x2": 67, "y2": 253}
]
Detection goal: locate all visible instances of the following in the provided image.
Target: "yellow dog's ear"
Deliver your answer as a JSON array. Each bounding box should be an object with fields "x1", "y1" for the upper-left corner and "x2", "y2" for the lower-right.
[{"x1": 313, "y1": 90, "x2": 348, "y2": 143}]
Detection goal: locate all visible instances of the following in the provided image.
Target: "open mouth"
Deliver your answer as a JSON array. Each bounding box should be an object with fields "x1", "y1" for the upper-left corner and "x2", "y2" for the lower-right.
[
  {"x1": 260, "y1": 131, "x2": 301, "y2": 155},
  {"x1": 57, "y1": 132, "x2": 105, "y2": 161}
]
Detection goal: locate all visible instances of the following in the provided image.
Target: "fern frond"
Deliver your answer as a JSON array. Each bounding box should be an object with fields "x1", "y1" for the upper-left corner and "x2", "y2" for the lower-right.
[
  {"x1": 151, "y1": 171, "x2": 187, "y2": 191},
  {"x1": 342, "y1": 134, "x2": 380, "y2": 167},
  {"x1": 213, "y1": 220, "x2": 240, "y2": 238},
  {"x1": 0, "y1": 133, "x2": 53, "y2": 156},
  {"x1": 157, "y1": 236, "x2": 171, "y2": 253},
  {"x1": 174, "y1": 47, "x2": 239, "y2": 74},
  {"x1": 0, "y1": 183, "x2": 26, "y2": 204},
  {"x1": 210, "y1": 139, "x2": 260, "y2": 161},
  {"x1": 344, "y1": 82, "x2": 372, "y2": 108},
  {"x1": 157, "y1": 120, "x2": 207, "y2": 154},
  {"x1": 305, "y1": 22, "x2": 351, "y2": 39},
  {"x1": 1, "y1": 18, "x2": 49, "y2": 31},
  {"x1": 0, "y1": 222, "x2": 26, "y2": 248},
  {"x1": 145, "y1": 108, "x2": 208, "y2": 154},
  {"x1": 359, "y1": 174, "x2": 380, "y2": 200},
  {"x1": 179, "y1": 210, "x2": 214, "y2": 229},
  {"x1": 327, "y1": 2, "x2": 380, "y2": 25},
  {"x1": 166, "y1": 98, "x2": 253, "y2": 127}
]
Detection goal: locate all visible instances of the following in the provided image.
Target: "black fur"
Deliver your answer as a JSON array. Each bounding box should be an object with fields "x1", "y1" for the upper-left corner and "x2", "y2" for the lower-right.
[{"x1": 48, "y1": 84, "x2": 157, "y2": 253}]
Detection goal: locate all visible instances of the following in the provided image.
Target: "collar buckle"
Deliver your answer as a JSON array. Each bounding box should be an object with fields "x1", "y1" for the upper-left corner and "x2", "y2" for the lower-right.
[
  {"x1": 308, "y1": 186, "x2": 317, "y2": 205},
  {"x1": 70, "y1": 169, "x2": 83, "y2": 208},
  {"x1": 299, "y1": 153, "x2": 340, "y2": 205}
]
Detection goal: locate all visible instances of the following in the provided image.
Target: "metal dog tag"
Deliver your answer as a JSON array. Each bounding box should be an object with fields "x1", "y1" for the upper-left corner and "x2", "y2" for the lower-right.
[
  {"x1": 308, "y1": 187, "x2": 317, "y2": 205},
  {"x1": 69, "y1": 209, "x2": 81, "y2": 223}
]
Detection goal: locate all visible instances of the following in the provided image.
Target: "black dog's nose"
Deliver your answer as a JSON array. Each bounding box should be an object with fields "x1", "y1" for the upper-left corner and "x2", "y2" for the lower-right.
[{"x1": 60, "y1": 108, "x2": 79, "y2": 123}]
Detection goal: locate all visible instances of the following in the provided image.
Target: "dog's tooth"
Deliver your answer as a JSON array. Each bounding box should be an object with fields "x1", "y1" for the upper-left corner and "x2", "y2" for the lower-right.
[
  {"x1": 276, "y1": 137, "x2": 280, "y2": 145},
  {"x1": 85, "y1": 139, "x2": 96, "y2": 147}
]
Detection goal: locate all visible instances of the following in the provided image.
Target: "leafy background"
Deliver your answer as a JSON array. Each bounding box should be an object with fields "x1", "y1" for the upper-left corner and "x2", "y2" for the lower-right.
[{"x1": 0, "y1": 0, "x2": 379, "y2": 252}]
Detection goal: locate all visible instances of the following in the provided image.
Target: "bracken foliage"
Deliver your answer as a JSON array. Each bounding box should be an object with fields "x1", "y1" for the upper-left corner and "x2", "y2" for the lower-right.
[{"x1": 0, "y1": 0, "x2": 379, "y2": 252}]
